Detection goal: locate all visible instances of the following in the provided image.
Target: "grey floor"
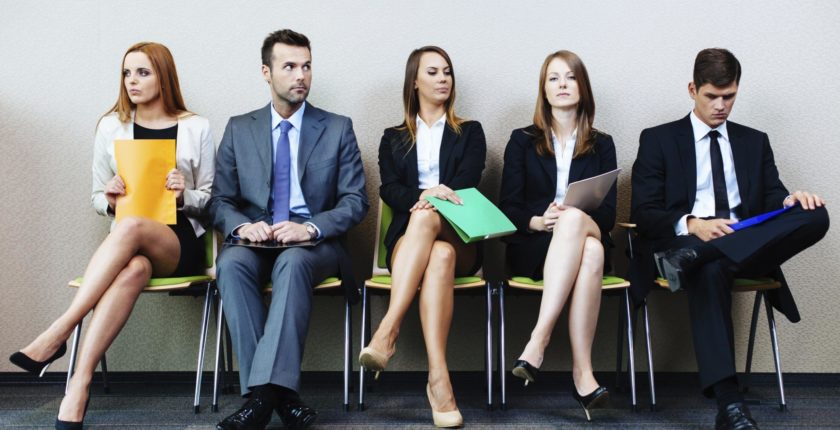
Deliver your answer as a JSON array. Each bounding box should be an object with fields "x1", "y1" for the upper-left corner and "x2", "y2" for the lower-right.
[{"x1": 2, "y1": 372, "x2": 839, "y2": 429}]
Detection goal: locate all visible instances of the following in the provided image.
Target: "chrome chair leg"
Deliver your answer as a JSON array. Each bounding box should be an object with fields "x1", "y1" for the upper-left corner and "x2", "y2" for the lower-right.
[
  {"x1": 763, "y1": 292, "x2": 787, "y2": 411},
  {"x1": 65, "y1": 323, "x2": 82, "y2": 393},
  {"x1": 357, "y1": 285, "x2": 368, "y2": 410},
  {"x1": 624, "y1": 289, "x2": 638, "y2": 412},
  {"x1": 343, "y1": 296, "x2": 351, "y2": 412},
  {"x1": 484, "y1": 281, "x2": 493, "y2": 410},
  {"x1": 742, "y1": 292, "x2": 762, "y2": 393},
  {"x1": 193, "y1": 284, "x2": 212, "y2": 413},
  {"x1": 642, "y1": 301, "x2": 656, "y2": 411},
  {"x1": 498, "y1": 281, "x2": 507, "y2": 410},
  {"x1": 212, "y1": 296, "x2": 224, "y2": 412}
]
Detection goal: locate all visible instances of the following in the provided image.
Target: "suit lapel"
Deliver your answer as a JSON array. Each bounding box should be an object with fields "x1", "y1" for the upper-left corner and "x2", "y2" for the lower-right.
[
  {"x1": 298, "y1": 104, "x2": 326, "y2": 181},
  {"x1": 404, "y1": 136, "x2": 419, "y2": 187},
  {"x1": 677, "y1": 115, "x2": 697, "y2": 208},
  {"x1": 438, "y1": 124, "x2": 456, "y2": 183},
  {"x1": 727, "y1": 122, "x2": 751, "y2": 214},
  {"x1": 249, "y1": 104, "x2": 273, "y2": 182},
  {"x1": 568, "y1": 151, "x2": 588, "y2": 185}
]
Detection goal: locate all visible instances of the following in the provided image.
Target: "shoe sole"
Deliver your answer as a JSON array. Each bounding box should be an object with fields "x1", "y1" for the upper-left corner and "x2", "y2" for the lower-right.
[
  {"x1": 654, "y1": 252, "x2": 685, "y2": 292},
  {"x1": 511, "y1": 366, "x2": 534, "y2": 383}
]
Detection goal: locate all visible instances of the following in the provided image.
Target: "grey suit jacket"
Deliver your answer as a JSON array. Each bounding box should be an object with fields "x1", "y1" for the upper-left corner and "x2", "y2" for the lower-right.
[{"x1": 208, "y1": 103, "x2": 369, "y2": 301}]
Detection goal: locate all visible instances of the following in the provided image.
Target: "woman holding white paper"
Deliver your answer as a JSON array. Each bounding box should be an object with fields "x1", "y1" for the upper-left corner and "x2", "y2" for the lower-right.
[
  {"x1": 9, "y1": 42, "x2": 214, "y2": 429},
  {"x1": 359, "y1": 46, "x2": 485, "y2": 428},
  {"x1": 499, "y1": 50, "x2": 617, "y2": 421}
]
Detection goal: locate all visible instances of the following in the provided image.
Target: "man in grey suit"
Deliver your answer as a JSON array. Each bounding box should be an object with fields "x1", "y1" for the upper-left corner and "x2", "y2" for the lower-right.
[{"x1": 210, "y1": 29, "x2": 368, "y2": 430}]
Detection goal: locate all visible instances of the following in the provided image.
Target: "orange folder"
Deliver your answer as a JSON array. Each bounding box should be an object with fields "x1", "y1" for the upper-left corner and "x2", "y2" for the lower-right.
[{"x1": 114, "y1": 139, "x2": 176, "y2": 225}]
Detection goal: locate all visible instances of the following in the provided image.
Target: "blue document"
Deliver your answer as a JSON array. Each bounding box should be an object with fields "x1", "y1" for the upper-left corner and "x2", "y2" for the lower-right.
[{"x1": 730, "y1": 205, "x2": 795, "y2": 231}]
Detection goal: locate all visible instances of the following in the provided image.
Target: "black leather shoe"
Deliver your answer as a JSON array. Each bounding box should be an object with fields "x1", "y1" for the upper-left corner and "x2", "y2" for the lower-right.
[
  {"x1": 654, "y1": 248, "x2": 698, "y2": 292},
  {"x1": 10, "y1": 343, "x2": 67, "y2": 377},
  {"x1": 276, "y1": 398, "x2": 318, "y2": 430},
  {"x1": 715, "y1": 402, "x2": 759, "y2": 430},
  {"x1": 511, "y1": 360, "x2": 540, "y2": 386},
  {"x1": 216, "y1": 395, "x2": 274, "y2": 430},
  {"x1": 572, "y1": 385, "x2": 609, "y2": 422}
]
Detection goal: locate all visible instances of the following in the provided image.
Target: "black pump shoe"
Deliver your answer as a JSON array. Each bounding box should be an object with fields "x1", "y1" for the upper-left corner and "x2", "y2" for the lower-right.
[
  {"x1": 572, "y1": 385, "x2": 609, "y2": 421},
  {"x1": 512, "y1": 360, "x2": 540, "y2": 386},
  {"x1": 10, "y1": 343, "x2": 67, "y2": 377},
  {"x1": 55, "y1": 398, "x2": 89, "y2": 430}
]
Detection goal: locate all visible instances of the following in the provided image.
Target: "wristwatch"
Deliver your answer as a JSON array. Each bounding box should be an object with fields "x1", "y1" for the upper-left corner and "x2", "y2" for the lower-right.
[{"x1": 304, "y1": 222, "x2": 318, "y2": 240}]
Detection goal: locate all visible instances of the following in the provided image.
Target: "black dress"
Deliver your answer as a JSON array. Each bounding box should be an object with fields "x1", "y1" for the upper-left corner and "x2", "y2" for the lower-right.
[{"x1": 133, "y1": 122, "x2": 205, "y2": 277}]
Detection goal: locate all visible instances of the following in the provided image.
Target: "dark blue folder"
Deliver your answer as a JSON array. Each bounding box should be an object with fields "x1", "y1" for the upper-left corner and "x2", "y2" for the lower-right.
[{"x1": 730, "y1": 205, "x2": 795, "y2": 231}]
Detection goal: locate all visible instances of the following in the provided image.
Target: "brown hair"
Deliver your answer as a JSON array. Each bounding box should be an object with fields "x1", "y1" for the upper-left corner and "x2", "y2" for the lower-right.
[
  {"x1": 397, "y1": 46, "x2": 463, "y2": 146},
  {"x1": 530, "y1": 50, "x2": 597, "y2": 158},
  {"x1": 261, "y1": 29, "x2": 311, "y2": 69},
  {"x1": 105, "y1": 42, "x2": 189, "y2": 123},
  {"x1": 693, "y1": 48, "x2": 741, "y2": 88}
]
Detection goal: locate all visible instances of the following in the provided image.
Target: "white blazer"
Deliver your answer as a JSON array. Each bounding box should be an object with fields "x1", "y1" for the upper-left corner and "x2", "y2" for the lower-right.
[{"x1": 91, "y1": 111, "x2": 215, "y2": 237}]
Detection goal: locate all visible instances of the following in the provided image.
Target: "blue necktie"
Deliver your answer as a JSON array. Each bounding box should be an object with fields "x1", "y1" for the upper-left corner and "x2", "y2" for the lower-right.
[
  {"x1": 708, "y1": 130, "x2": 730, "y2": 219},
  {"x1": 272, "y1": 120, "x2": 292, "y2": 223}
]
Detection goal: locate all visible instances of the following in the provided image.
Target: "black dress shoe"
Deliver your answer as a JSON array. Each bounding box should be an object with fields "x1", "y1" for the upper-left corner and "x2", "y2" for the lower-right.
[
  {"x1": 55, "y1": 398, "x2": 89, "y2": 430},
  {"x1": 10, "y1": 343, "x2": 67, "y2": 377},
  {"x1": 217, "y1": 395, "x2": 274, "y2": 430},
  {"x1": 654, "y1": 248, "x2": 698, "y2": 292},
  {"x1": 276, "y1": 398, "x2": 318, "y2": 430},
  {"x1": 572, "y1": 385, "x2": 609, "y2": 422},
  {"x1": 715, "y1": 402, "x2": 759, "y2": 430},
  {"x1": 511, "y1": 360, "x2": 539, "y2": 386}
]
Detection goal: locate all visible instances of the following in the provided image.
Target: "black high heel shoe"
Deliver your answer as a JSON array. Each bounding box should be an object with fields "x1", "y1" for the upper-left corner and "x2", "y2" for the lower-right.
[
  {"x1": 55, "y1": 398, "x2": 89, "y2": 430},
  {"x1": 511, "y1": 360, "x2": 540, "y2": 386},
  {"x1": 572, "y1": 385, "x2": 609, "y2": 422},
  {"x1": 9, "y1": 343, "x2": 67, "y2": 377}
]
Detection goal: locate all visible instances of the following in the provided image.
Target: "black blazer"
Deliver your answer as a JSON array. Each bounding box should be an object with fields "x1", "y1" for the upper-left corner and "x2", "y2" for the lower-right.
[
  {"x1": 499, "y1": 126, "x2": 618, "y2": 270},
  {"x1": 629, "y1": 115, "x2": 798, "y2": 321},
  {"x1": 378, "y1": 120, "x2": 486, "y2": 254}
]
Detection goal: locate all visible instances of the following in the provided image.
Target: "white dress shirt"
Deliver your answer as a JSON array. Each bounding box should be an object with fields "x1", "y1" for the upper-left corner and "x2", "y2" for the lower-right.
[
  {"x1": 675, "y1": 111, "x2": 743, "y2": 235},
  {"x1": 416, "y1": 114, "x2": 446, "y2": 189},
  {"x1": 553, "y1": 130, "x2": 577, "y2": 203},
  {"x1": 270, "y1": 102, "x2": 310, "y2": 218}
]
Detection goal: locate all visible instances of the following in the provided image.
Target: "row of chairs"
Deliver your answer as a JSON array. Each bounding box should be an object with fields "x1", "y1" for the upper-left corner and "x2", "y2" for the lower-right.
[{"x1": 63, "y1": 206, "x2": 788, "y2": 413}]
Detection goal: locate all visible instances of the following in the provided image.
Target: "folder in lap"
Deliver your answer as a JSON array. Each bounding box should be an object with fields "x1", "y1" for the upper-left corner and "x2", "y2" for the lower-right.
[
  {"x1": 115, "y1": 139, "x2": 176, "y2": 224},
  {"x1": 426, "y1": 188, "x2": 516, "y2": 243},
  {"x1": 730, "y1": 205, "x2": 795, "y2": 231},
  {"x1": 561, "y1": 168, "x2": 621, "y2": 211}
]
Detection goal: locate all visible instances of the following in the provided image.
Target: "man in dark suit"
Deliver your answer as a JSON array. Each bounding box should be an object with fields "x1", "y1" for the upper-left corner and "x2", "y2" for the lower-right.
[
  {"x1": 630, "y1": 48, "x2": 828, "y2": 430},
  {"x1": 209, "y1": 29, "x2": 368, "y2": 430}
]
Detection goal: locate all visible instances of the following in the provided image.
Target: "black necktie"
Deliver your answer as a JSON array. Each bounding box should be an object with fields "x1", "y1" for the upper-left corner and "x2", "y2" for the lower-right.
[{"x1": 708, "y1": 130, "x2": 730, "y2": 219}]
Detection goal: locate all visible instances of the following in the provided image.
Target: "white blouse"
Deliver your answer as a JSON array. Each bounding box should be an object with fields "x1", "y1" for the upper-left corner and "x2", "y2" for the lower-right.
[
  {"x1": 553, "y1": 130, "x2": 577, "y2": 203},
  {"x1": 415, "y1": 114, "x2": 446, "y2": 189}
]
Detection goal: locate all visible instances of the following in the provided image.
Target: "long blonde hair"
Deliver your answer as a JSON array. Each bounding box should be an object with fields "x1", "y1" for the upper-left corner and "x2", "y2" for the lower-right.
[{"x1": 529, "y1": 50, "x2": 597, "y2": 158}]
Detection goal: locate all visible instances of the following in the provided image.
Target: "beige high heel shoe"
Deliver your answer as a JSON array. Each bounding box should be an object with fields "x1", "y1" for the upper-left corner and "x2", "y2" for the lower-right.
[
  {"x1": 426, "y1": 383, "x2": 463, "y2": 428},
  {"x1": 358, "y1": 346, "x2": 391, "y2": 380}
]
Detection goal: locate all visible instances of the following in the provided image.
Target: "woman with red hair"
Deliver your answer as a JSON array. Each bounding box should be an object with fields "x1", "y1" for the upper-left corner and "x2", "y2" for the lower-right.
[{"x1": 9, "y1": 42, "x2": 215, "y2": 429}]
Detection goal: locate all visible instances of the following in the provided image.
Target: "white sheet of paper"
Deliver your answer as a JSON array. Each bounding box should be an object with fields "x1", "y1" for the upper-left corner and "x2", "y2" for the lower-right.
[{"x1": 561, "y1": 168, "x2": 621, "y2": 211}]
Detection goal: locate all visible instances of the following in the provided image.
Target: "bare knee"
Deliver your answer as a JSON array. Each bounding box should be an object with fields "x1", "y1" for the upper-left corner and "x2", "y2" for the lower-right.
[
  {"x1": 112, "y1": 216, "x2": 146, "y2": 244},
  {"x1": 553, "y1": 208, "x2": 587, "y2": 235},
  {"x1": 407, "y1": 209, "x2": 442, "y2": 234},
  {"x1": 122, "y1": 255, "x2": 152, "y2": 287},
  {"x1": 429, "y1": 241, "x2": 456, "y2": 265},
  {"x1": 579, "y1": 237, "x2": 604, "y2": 277}
]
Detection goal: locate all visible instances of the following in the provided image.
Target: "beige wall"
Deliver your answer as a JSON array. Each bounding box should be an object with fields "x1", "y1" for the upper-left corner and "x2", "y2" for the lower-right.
[{"x1": 2, "y1": 0, "x2": 839, "y2": 375}]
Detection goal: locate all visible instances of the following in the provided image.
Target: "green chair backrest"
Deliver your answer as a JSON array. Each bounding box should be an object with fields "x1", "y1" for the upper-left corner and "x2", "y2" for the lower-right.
[{"x1": 374, "y1": 200, "x2": 393, "y2": 274}]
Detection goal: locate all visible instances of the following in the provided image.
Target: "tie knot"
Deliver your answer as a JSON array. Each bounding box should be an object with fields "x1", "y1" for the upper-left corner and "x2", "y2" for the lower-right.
[
  {"x1": 708, "y1": 130, "x2": 720, "y2": 140},
  {"x1": 278, "y1": 120, "x2": 292, "y2": 134}
]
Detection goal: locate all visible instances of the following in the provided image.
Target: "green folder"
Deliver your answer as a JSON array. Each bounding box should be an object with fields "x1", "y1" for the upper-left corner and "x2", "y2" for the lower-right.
[{"x1": 425, "y1": 188, "x2": 516, "y2": 243}]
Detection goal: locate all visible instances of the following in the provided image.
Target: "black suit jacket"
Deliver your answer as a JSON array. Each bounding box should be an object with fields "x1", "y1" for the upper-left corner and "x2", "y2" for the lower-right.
[
  {"x1": 378, "y1": 121, "x2": 486, "y2": 254},
  {"x1": 499, "y1": 126, "x2": 617, "y2": 275},
  {"x1": 629, "y1": 114, "x2": 798, "y2": 321}
]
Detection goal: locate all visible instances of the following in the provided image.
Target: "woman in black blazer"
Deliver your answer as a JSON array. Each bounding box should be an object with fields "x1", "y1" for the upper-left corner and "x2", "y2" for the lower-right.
[
  {"x1": 359, "y1": 46, "x2": 485, "y2": 428},
  {"x1": 499, "y1": 50, "x2": 616, "y2": 421}
]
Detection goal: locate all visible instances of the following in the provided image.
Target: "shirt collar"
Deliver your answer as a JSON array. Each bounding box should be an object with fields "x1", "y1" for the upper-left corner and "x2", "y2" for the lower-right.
[
  {"x1": 271, "y1": 101, "x2": 306, "y2": 132},
  {"x1": 416, "y1": 113, "x2": 447, "y2": 129},
  {"x1": 689, "y1": 110, "x2": 728, "y2": 143}
]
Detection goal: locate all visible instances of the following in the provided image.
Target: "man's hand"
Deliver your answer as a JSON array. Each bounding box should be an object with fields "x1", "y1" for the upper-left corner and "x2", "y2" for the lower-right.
[
  {"x1": 235, "y1": 221, "x2": 273, "y2": 242},
  {"x1": 785, "y1": 190, "x2": 825, "y2": 210},
  {"x1": 272, "y1": 221, "x2": 311, "y2": 243},
  {"x1": 687, "y1": 217, "x2": 737, "y2": 242}
]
